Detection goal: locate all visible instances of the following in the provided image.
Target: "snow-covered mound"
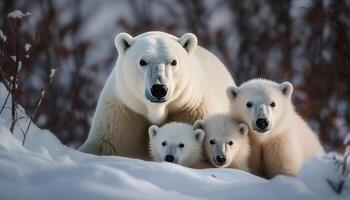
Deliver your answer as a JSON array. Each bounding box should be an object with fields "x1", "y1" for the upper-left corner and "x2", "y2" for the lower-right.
[{"x1": 0, "y1": 84, "x2": 349, "y2": 200}]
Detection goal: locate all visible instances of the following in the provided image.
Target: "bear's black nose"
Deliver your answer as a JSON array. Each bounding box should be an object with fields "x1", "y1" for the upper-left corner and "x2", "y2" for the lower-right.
[
  {"x1": 165, "y1": 155, "x2": 175, "y2": 162},
  {"x1": 216, "y1": 155, "x2": 226, "y2": 164},
  {"x1": 150, "y1": 84, "x2": 168, "y2": 99},
  {"x1": 256, "y1": 118, "x2": 269, "y2": 130}
]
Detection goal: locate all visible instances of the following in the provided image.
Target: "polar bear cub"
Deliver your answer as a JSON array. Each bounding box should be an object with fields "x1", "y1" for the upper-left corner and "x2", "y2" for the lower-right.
[
  {"x1": 194, "y1": 114, "x2": 251, "y2": 172},
  {"x1": 226, "y1": 78, "x2": 324, "y2": 178},
  {"x1": 148, "y1": 122, "x2": 205, "y2": 168}
]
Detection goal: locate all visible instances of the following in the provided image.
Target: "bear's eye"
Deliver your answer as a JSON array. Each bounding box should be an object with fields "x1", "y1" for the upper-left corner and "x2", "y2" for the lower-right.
[
  {"x1": 178, "y1": 143, "x2": 184, "y2": 148},
  {"x1": 270, "y1": 102, "x2": 276, "y2": 107},
  {"x1": 170, "y1": 59, "x2": 177, "y2": 66},
  {"x1": 161, "y1": 141, "x2": 167, "y2": 147},
  {"x1": 246, "y1": 102, "x2": 253, "y2": 108},
  {"x1": 209, "y1": 140, "x2": 215, "y2": 145},
  {"x1": 139, "y1": 59, "x2": 147, "y2": 66},
  {"x1": 228, "y1": 141, "x2": 234, "y2": 146}
]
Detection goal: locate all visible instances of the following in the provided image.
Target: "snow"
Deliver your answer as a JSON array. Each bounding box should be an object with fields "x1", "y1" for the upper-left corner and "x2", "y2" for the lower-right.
[
  {"x1": 7, "y1": 10, "x2": 31, "y2": 19},
  {"x1": 50, "y1": 68, "x2": 56, "y2": 79},
  {"x1": 10, "y1": 56, "x2": 17, "y2": 62},
  {"x1": 0, "y1": 30, "x2": 6, "y2": 42},
  {"x1": 0, "y1": 83, "x2": 349, "y2": 199},
  {"x1": 18, "y1": 61, "x2": 22, "y2": 71},
  {"x1": 25, "y1": 43, "x2": 31, "y2": 52}
]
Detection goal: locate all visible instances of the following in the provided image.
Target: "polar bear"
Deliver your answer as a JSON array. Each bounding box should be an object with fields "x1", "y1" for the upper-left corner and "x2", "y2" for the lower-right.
[
  {"x1": 194, "y1": 114, "x2": 251, "y2": 172},
  {"x1": 79, "y1": 31, "x2": 235, "y2": 159},
  {"x1": 148, "y1": 122, "x2": 205, "y2": 168},
  {"x1": 226, "y1": 78, "x2": 324, "y2": 178}
]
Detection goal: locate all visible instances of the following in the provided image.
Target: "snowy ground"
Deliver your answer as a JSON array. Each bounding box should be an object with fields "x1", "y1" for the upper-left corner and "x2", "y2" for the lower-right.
[{"x1": 0, "y1": 84, "x2": 349, "y2": 200}]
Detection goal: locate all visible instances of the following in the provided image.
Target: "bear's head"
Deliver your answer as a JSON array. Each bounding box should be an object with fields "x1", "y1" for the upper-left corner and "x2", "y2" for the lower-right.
[
  {"x1": 115, "y1": 32, "x2": 198, "y2": 104},
  {"x1": 195, "y1": 115, "x2": 249, "y2": 168},
  {"x1": 226, "y1": 79, "x2": 293, "y2": 135},
  {"x1": 148, "y1": 122, "x2": 205, "y2": 167}
]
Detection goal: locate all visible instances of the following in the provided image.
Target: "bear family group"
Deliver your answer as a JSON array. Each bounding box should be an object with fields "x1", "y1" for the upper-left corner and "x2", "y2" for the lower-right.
[{"x1": 79, "y1": 31, "x2": 324, "y2": 179}]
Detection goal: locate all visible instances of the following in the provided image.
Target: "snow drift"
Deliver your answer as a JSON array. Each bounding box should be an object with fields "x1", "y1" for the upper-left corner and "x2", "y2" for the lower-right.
[{"x1": 0, "y1": 84, "x2": 349, "y2": 200}]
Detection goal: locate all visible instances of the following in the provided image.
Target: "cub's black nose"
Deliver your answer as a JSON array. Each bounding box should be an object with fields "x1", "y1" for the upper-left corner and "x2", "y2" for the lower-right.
[
  {"x1": 216, "y1": 155, "x2": 226, "y2": 164},
  {"x1": 165, "y1": 155, "x2": 175, "y2": 162},
  {"x1": 256, "y1": 118, "x2": 269, "y2": 130},
  {"x1": 150, "y1": 84, "x2": 168, "y2": 99}
]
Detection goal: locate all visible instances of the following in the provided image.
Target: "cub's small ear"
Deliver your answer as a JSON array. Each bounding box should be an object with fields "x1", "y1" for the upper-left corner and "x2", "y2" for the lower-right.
[
  {"x1": 279, "y1": 81, "x2": 293, "y2": 98},
  {"x1": 193, "y1": 119, "x2": 205, "y2": 130},
  {"x1": 238, "y1": 123, "x2": 248, "y2": 135},
  {"x1": 178, "y1": 33, "x2": 198, "y2": 55},
  {"x1": 226, "y1": 85, "x2": 239, "y2": 100},
  {"x1": 193, "y1": 129, "x2": 205, "y2": 141},
  {"x1": 148, "y1": 125, "x2": 159, "y2": 138},
  {"x1": 115, "y1": 33, "x2": 134, "y2": 55}
]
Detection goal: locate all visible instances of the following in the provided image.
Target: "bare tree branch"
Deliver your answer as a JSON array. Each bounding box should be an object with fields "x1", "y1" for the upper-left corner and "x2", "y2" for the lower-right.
[{"x1": 22, "y1": 69, "x2": 56, "y2": 146}]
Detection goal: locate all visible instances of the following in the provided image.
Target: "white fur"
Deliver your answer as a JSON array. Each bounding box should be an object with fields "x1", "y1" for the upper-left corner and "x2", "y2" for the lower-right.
[
  {"x1": 148, "y1": 122, "x2": 205, "y2": 168},
  {"x1": 227, "y1": 78, "x2": 324, "y2": 178},
  {"x1": 195, "y1": 114, "x2": 251, "y2": 172},
  {"x1": 79, "y1": 31, "x2": 234, "y2": 158}
]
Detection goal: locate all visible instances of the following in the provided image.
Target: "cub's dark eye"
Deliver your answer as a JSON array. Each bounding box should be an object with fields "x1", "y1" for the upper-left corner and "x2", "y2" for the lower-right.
[
  {"x1": 161, "y1": 141, "x2": 167, "y2": 147},
  {"x1": 171, "y1": 59, "x2": 177, "y2": 66},
  {"x1": 179, "y1": 143, "x2": 184, "y2": 148},
  {"x1": 228, "y1": 141, "x2": 234, "y2": 146},
  {"x1": 139, "y1": 59, "x2": 147, "y2": 66},
  {"x1": 270, "y1": 102, "x2": 276, "y2": 107},
  {"x1": 209, "y1": 140, "x2": 215, "y2": 145},
  {"x1": 246, "y1": 102, "x2": 253, "y2": 108}
]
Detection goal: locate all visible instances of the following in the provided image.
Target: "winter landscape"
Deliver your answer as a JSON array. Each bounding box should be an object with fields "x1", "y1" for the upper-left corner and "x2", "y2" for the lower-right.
[{"x1": 0, "y1": 82, "x2": 349, "y2": 199}]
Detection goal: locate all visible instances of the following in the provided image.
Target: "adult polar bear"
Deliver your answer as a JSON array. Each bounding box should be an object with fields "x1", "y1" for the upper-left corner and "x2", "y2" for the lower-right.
[{"x1": 79, "y1": 31, "x2": 235, "y2": 159}]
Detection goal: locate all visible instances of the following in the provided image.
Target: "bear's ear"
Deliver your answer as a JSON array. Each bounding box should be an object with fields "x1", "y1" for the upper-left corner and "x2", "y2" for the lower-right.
[
  {"x1": 115, "y1": 33, "x2": 135, "y2": 55},
  {"x1": 148, "y1": 125, "x2": 159, "y2": 138},
  {"x1": 238, "y1": 123, "x2": 248, "y2": 135},
  {"x1": 193, "y1": 129, "x2": 205, "y2": 141},
  {"x1": 193, "y1": 119, "x2": 205, "y2": 130},
  {"x1": 226, "y1": 85, "x2": 239, "y2": 100},
  {"x1": 178, "y1": 33, "x2": 198, "y2": 55},
  {"x1": 279, "y1": 81, "x2": 293, "y2": 98}
]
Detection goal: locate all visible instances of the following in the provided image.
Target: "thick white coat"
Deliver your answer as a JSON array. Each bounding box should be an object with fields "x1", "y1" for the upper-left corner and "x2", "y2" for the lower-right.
[
  {"x1": 79, "y1": 31, "x2": 234, "y2": 159},
  {"x1": 196, "y1": 114, "x2": 251, "y2": 171},
  {"x1": 148, "y1": 122, "x2": 205, "y2": 168},
  {"x1": 227, "y1": 79, "x2": 324, "y2": 178}
]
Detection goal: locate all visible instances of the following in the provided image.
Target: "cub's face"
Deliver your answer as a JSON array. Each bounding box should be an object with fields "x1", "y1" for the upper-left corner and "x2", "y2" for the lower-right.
[
  {"x1": 115, "y1": 32, "x2": 198, "y2": 104},
  {"x1": 148, "y1": 123, "x2": 204, "y2": 166},
  {"x1": 194, "y1": 118, "x2": 248, "y2": 168},
  {"x1": 226, "y1": 80, "x2": 293, "y2": 134}
]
